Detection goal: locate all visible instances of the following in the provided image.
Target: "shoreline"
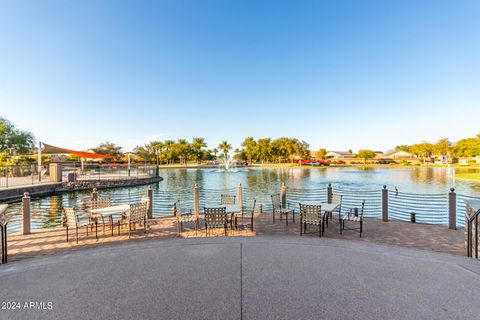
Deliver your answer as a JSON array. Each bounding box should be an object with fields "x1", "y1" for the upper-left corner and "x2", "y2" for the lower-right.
[{"x1": 156, "y1": 163, "x2": 480, "y2": 170}]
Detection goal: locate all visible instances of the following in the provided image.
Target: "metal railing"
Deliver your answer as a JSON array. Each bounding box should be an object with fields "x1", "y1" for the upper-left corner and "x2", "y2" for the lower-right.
[
  {"x1": 0, "y1": 165, "x2": 48, "y2": 189},
  {"x1": 66, "y1": 164, "x2": 158, "y2": 181},
  {"x1": 466, "y1": 204, "x2": 480, "y2": 259},
  {"x1": 389, "y1": 191, "x2": 449, "y2": 225},
  {"x1": 5, "y1": 182, "x2": 480, "y2": 260},
  {"x1": 0, "y1": 204, "x2": 8, "y2": 264}
]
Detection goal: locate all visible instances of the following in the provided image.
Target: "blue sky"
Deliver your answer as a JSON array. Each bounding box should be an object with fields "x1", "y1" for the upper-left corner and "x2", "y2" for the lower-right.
[{"x1": 1, "y1": 0, "x2": 479, "y2": 152}]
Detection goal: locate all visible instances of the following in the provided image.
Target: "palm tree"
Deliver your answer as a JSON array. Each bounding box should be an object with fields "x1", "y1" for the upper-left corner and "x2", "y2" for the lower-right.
[
  {"x1": 191, "y1": 137, "x2": 207, "y2": 163},
  {"x1": 241, "y1": 137, "x2": 257, "y2": 164},
  {"x1": 218, "y1": 141, "x2": 232, "y2": 160},
  {"x1": 257, "y1": 138, "x2": 271, "y2": 164},
  {"x1": 175, "y1": 139, "x2": 191, "y2": 165},
  {"x1": 164, "y1": 140, "x2": 175, "y2": 164},
  {"x1": 145, "y1": 141, "x2": 164, "y2": 165}
]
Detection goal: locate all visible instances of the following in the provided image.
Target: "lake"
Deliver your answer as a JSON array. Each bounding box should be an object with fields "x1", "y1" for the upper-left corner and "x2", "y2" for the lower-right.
[{"x1": 4, "y1": 167, "x2": 480, "y2": 232}]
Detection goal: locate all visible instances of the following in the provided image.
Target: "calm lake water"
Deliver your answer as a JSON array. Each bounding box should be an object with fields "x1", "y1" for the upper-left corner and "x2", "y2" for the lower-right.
[{"x1": 5, "y1": 167, "x2": 480, "y2": 232}]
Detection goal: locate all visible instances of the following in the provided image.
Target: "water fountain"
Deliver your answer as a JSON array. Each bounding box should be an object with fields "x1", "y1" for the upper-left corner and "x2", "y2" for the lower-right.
[{"x1": 218, "y1": 152, "x2": 236, "y2": 171}]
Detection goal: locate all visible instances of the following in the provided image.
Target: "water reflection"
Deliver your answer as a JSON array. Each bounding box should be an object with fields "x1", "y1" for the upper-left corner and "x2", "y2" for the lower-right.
[{"x1": 5, "y1": 167, "x2": 480, "y2": 232}]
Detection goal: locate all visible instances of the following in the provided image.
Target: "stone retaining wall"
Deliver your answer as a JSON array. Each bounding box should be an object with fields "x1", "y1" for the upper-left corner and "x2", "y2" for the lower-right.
[{"x1": 0, "y1": 176, "x2": 163, "y2": 202}]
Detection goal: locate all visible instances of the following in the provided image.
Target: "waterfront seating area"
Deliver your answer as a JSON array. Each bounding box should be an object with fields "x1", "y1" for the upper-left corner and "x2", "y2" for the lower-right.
[
  {"x1": 6, "y1": 212, "x2": 466, "y2": 263},
  {"x1": 2, "y1": 184, "x2": 478, "y2": 264}
]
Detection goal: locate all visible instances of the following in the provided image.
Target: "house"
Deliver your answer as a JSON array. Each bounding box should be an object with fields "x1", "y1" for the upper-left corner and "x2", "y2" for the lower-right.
[
  {"x1": 383, "y1": 149, "x2": 413, "y2": 159},
  {"x1": 374, "y1": 151, "x2": 385, "y2": 158},
  {"x1": 326, "y1": 151, "x2": 355, "y2": 159}
]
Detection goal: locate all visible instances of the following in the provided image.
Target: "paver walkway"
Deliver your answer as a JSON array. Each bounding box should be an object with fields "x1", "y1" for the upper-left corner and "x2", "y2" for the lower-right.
[{"x1": 6, "y1": 213, "x2": 466, "y2": 263}]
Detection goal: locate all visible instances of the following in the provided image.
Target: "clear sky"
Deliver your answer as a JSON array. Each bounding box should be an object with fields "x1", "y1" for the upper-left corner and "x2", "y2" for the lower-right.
[{"x1": 1, "y1": 0, "x2": 479, "y2": 152}]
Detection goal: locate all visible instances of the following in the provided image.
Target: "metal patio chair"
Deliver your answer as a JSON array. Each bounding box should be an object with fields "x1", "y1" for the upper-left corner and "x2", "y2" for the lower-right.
[
  {"x1": 64, "y1": 207, "x2": 97, "y2": 243},
  {"x1": 204, "y1": 207, "x2": 228, "y2": 236},
  {"x1": 271, "y1": 193, "x2": 294, "y2": 225},
  {"x1": 90, "y1": 197, "x2": 112, "y2": 234},
  {"x1": 221, "y1": 194, "x2": 237, "y2": 229},
  {"x1": 173, "y1": 200, "x2": 198, "y2": 234},
  {"x1": 235, "y1": 200, "x2": 256, "y2": 231},
  {"x1": 340, "y1": 200, "x2": 365, "y2": 237},
  {"x1": 299, "y1": 203, "x2": 324, "y2": 237},
  {"x1": 125, "y1": 201, "x2": 149, "y2": 238}
]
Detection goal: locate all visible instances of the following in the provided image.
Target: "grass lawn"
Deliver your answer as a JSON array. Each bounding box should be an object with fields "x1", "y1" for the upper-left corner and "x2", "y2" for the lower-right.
[{"x1": 454, "y1": 173, "x2": 480, "y2": 181}]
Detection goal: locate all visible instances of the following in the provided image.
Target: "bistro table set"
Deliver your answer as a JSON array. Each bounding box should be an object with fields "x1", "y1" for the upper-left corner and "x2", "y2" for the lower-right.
[
  {"x1": 62, "y1": 188, "x2": 365, "y2": 243},
  {"x1": 63, "y1": 195, "x2": 149, "y2": 243},
  {"x1": 290, "y1": 194, "x2": 365, "y2": 238},
  {"x1": 174, "y1": 192, "x2": 365, "y2": 238},
  {"x1": 174, "y1": 195, "x2": 256, "y2": 236}
]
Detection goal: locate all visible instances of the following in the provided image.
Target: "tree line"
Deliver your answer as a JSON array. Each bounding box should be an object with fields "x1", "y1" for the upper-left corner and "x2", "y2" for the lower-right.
[
  {"x1": 395, "y1": 134, "x2": 480, "y2": 161},
  {"x1": 131, "y1": 137, "x2": 310, "y2": 165},
  {"x1": 1, "y1": 115, "x2": 479, "y2": 165}
]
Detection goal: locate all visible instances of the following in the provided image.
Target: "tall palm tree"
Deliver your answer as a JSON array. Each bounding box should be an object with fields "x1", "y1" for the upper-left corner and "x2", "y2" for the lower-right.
[
  {"x1": 241, "y1": 137, "x2": 257, "y2": 164},
  {"x1": 146, "y1": 141, "x2": 164, "y2": 165},
  {"x1": 176, "y1": 139, "x2": 191, "y2": 165},
  {"x1": 191, "y1": 137, "x2": 207, "y2": 163},
  {"x1": 218, "y1": 141, "x2": 232, "y2": 160},
  {"x1": 164, "y1": 140, "x2": 175, "y2": 164}
]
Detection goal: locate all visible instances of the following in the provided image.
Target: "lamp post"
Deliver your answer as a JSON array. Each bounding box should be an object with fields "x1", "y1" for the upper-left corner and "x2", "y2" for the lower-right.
[{"x1": 37, "y1": 141, "x2": 42, "y2": 182}]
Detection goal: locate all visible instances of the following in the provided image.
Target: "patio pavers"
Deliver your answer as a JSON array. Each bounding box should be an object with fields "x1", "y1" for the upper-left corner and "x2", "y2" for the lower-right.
[{"x1": 5, "y1": 213, "x2": 466, "y2": 263}]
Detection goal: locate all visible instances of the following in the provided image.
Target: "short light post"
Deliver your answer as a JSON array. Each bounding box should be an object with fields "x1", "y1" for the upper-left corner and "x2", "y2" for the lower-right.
[
  {"x1": 194, "y1": 184, "x2": 200, "y2": 217},
  {"x1": 327, "y1": 184, "x2": 332, "y2": 203},
  {"x1": 449, "y1": 188, "x2": 456, "y2": 230},
  {"x1": 148, "y1": 186, "x2": 153, "y2": 219},
  {"x1": 92, "y1": 188, "x2": 98, "y2": 200},
  {"x1": 237, "y1": 184, "x2": 243, "y2": 208},
  {"x1": 382, "y1": 186, "x2": 388, "y2": 222},
  {"x1": 22, "y1": 192, "x2": 31, "y2": 235}
]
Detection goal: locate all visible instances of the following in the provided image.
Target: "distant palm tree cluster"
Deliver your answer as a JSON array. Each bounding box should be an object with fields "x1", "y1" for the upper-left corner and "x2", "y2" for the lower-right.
[{"x1": 131, "y1": 137, "x2": 310, "y2": 165}]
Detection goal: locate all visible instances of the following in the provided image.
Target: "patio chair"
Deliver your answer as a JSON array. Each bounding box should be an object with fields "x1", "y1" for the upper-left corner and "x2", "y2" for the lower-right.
[
  {"x1": 235, "y1": 200, "x2": 256, "y2": 231},
  {"x1": 340, "y1": 200, "x2": 365, "y2": 237},
  {"x1": 90, "y1": 197, "x2": 112, "y2": 234},
  {"x1": 173, "y1": 200, "x2": 198, "y2": 234},
  {"x1": 204, "y1": 207, "x2": 227, "y2": 236},
  {"x1": 271, "y1": 193, "x2": 294, "y2": 225},
  {"x1": 64, "y1": 207, "x2": 97, "y2": 243},
  {"x1": 220, "y1": 194, "x2": 236, "y2": 205},
  {"x1": 221, "y1": 194, "x2": 237, "y2": 229},
  {"x1": 125, "y1": 201, "x2": 149, "y2": 238},
  {"x1": 299, "y1": 203, "x2": 324, "y2": 237}
]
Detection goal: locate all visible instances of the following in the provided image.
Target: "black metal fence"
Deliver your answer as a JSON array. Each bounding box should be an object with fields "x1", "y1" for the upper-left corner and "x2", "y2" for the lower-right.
[
  {"x1": 0, "y1": 205, "x2": 8, "y2": 264},
  {"x1": 466, "y1": 203, "x2": 480, "y2": 259}
]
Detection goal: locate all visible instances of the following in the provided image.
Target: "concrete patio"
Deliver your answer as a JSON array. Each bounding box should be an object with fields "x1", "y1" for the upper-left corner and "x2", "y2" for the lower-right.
[{"x1": 1, "y1": 236, "x2": 479, "y2": 320}]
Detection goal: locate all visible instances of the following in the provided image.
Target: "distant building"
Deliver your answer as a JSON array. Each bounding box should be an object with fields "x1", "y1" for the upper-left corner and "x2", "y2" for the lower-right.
[
  {"x1": 383, "y1": 149, "x2": 413, "y2": 159},
  {"x1": 326, "y1": 151, "x2": 355, "y2": 159},
  {"x1": 374, "y1": 151, "x2": 385, "y2": 158}
]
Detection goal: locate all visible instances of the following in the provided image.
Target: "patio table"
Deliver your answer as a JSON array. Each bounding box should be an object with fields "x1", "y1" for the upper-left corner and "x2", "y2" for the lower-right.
[
  {"x1": 298, "y1": 202, "x2": 338, "y2": 213},
  {"x1": 90, "y1": 204, "x2": 130, "y2": 236},
  {"x1": 298, "y1": 202, "x2": 339, "y2": 228}
]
